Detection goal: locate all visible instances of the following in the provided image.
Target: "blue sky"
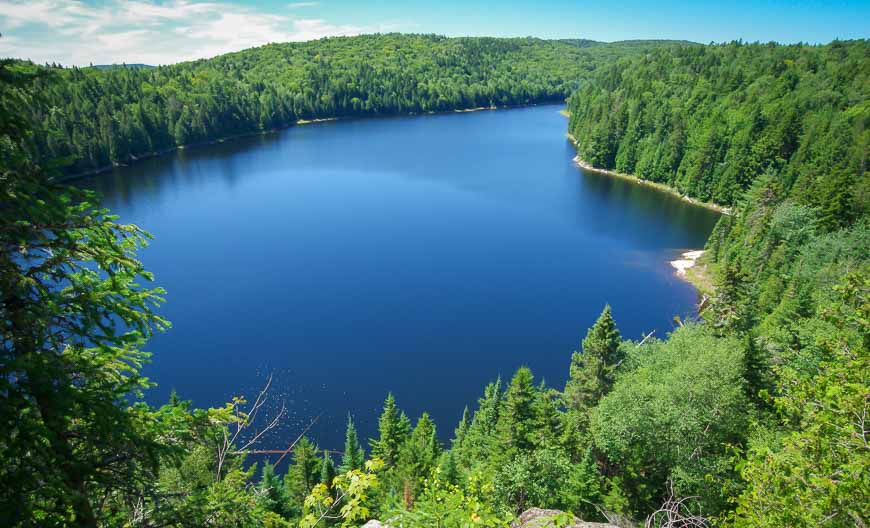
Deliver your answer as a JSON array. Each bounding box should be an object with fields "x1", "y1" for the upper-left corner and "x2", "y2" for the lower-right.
[{"x1": 1, "y1": 0, "x2": 867, "y2": 66}]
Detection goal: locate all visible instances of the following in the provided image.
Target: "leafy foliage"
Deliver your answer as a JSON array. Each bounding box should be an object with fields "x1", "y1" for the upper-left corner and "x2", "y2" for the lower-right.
[
  {"x1": 2, "y1": 34, "x2": 868, "y2": 528},
  {"x1": 592, "y1": 325, "x2": 749, "y2": 515}
]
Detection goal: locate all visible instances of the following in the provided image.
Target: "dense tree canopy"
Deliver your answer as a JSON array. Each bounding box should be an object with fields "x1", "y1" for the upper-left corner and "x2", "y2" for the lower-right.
[
  {"x1": 568, "y1": 40, "x2": 869, "y2": 212},
  {"x1": 2, "y1": 34, "x2": 867, "y2": 527},
  {"x1": 22, "y1": 34, "x2": 685, "y2": 175}
]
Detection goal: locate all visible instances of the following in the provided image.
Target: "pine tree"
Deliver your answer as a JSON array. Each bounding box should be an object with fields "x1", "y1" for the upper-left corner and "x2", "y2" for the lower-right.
[
  {"x1": 742, "y1": 333, "x2": 770, "y2": 407},
  {"x1": 257, "y1": 462, "x2": 289, "y2": 516},
  {"x1": 460, "y1": 377, "x2": 503, "y2": 465},
  {"x1": 817, "y1": 166, "x2": 856, "y2": 230},
  {"x1": 452, "y1": 406, "x2": 470, "y2": 450},
  {"x1": 398, "y1": 412, "x2": 412, "y2": 443},
  {"x1": 400, "y1": 413, "x2": 440, "y2": 472},
  {"x1": 560, "y1": 446, "x2": 603, "y2": 520},
  {"x1": 370, "y1": 392, "x2": 410, "y2": 468},
  {"x1": 497, "y1": 367, "x2": 538, "y2": 455},
  {"x1": 711, "y1": 264, "x2": 751, "y2": 334},
  {"x1": 439, "y1": 449, "x2": 461, "y2": 485},
  {"x1": 532, "y1": 380, "x2": 561, "y2": 447},
  {"x1": 581, "y1": 304, "x2": 621, "y2": 365},
  {"x1": 397, "y1": 412, "x2": 441, "y2": 499},
  {"x1": 340, "y1": 414, "x2": 365, "y2": 472},
  {"x1": 283, "y1": 437, "x2": 321, "y2": 506},
  {"x1": 168, "y1": 388, "x2": 181, "y2": 407},
  {"x1": 320, "y1": 451, "x2": 336, "y2": 489},
  {"x1": 564, "y1": 305, "x2": 622, "y2": 414}
]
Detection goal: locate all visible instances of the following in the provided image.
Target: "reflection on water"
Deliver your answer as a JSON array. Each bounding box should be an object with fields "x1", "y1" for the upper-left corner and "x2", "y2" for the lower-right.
[{"x1": 78, "y1": 105, "x2": 720, "y2": 449}]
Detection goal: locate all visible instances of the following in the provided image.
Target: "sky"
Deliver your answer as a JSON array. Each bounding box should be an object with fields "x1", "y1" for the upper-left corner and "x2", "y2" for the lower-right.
[{"x1": 0, "y1": 0, "x2": 867, "y2": 66}]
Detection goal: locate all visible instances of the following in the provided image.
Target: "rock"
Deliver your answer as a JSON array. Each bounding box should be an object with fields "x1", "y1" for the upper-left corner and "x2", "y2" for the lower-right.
[
  {"x1": 511, "y1": 508, "x2": 620, "y2": 528},
  {"x1": 360, "y1": 521, "x2": 390, "y2": 528}
]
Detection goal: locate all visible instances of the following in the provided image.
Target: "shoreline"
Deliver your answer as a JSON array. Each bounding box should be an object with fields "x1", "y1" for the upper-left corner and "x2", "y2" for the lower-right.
[
  {"x1": 56, "y1": 101, "x2": 564, "y2": 183},
  {"x1": 564, "y1": 132, "x2": 724, "y2": 298},
  {"x1": 670, "y1": 250, "x2": 705, "y2": 276},
  {"x1": 670, "y1": 249, "x2": 716, "y2": 296},
  {"x1": 566, "y1": 134, "x2": 731, "y2": 215}
]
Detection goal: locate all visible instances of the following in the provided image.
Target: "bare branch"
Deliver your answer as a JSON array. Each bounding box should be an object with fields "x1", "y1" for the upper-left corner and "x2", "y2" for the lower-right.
[
  {"x1": 215, "y1": 375, "x2": 285, "y2": 481},
  {"x1": 645, "y1": 482, "x2": 710, "y2": 528},
  {"x1": 273, "y1": 414, "x2": 322, "y2": 470},
  {"x1": 638, "y1": 330, "x2": 656, "y2": 347}
]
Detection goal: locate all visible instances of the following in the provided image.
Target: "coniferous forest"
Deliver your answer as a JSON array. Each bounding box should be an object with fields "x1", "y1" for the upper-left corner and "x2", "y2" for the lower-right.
[
  {"x1": 1, "y1": 34, "x2": 868, "y2": 527},
  {"x1": 24, "y1": 35, "x2": 684, "y2": 175}
]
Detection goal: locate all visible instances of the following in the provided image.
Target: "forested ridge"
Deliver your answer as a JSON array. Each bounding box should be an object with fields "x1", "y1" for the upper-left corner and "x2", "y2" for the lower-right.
[
  {"x1": 2, "y1": 35, "x2": 869, "y2": 527},
  {"x1": 567, "y1": 40, "x2": 869, "y2": 211},
  {"x1": 21, "y1": 34, "x2": 684, "y2": 175}
]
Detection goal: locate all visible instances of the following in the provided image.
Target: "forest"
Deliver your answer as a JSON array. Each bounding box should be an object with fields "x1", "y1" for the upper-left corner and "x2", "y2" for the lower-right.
[
  {"x1": 1, "y1": 35, "x2": 868, "y2": 527},
  {"x1": 23, "y1": 34, "x2": 684, "y2": 175},
  {"x1": 567, "y1": 40, "x2": 869, "y2": 212}
]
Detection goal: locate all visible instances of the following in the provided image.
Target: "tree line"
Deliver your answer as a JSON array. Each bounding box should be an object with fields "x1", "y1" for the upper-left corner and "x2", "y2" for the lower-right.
[
  {"x1": 567, "y1": 39, "x2": 869, "y2": 219},
  {"x1": 22, "y1": 34, "x2": 681, "y2": 175}
]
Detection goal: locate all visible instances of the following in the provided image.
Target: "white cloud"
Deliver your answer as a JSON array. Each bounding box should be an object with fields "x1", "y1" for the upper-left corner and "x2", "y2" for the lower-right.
[
  {"x1": 0, "y1": 0, "x2": 373, "y2": 66},
  {"x1": 0, "y1": 0, "x2": 100, "y2": 29}
]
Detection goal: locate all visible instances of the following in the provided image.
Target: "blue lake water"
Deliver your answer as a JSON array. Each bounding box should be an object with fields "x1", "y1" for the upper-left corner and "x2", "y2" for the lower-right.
[{"x1": 80, "y1": 105, "x2": 720, "y2": 451}]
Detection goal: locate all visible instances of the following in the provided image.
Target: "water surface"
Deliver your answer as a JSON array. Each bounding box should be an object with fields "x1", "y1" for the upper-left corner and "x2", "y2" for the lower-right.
[{"x1": 81, "y1": 105, "x2": 720, "y2": 449}]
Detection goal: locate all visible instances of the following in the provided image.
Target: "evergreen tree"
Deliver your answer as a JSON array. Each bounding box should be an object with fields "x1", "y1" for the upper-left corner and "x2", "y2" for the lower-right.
[
  {"x1": 400, "y1": 414, "x2": 440, "y2": 471},
  {"x1": 562, "y1": 306, "x2": 622, "y2": 458},
  {"x1": 340, "y1": 414, "x2": 365, "y2": 472},
  {"x1": 459, "y1": 377, "x2": 503, "y2": 466},
  {"x1": 284, "y1": 437, "x2": 321, "y2": 508},
  {"x1": 452, "y1": 406, "x2": 470, "y2": 450},
  {"x1": 320, "y1": 452, "x2": 336, "y2": 489},
  {"x1": 370, "y1": 392, "x2": 410, "y2": 468},
  {"x1": 742, "y1": 333, "x2": 770, "y2": 407},
  {"x1": 581, "y1": 304, "x2": 621, "y2": 365},
  {"x1": 0, "y1": 62, "x2": 170, "y2": 525},
  {"x1": 532, "y1": 381, "x2": 562, "y2": 448},
  {"x1": 398, "y1": 411, "x2": 412, "y2": 444},
  {"x1": 438, "y1": 449, "x2": 461, "y2": 485},
  {"x1": 169, "y1": 388, "x2": 181, "y2": 407},
  {"x1": 497, "y1": 367, "x2": 538, "y2": 455},
  {"x1": 711, "y1": 264, "x2": 751, "y2": 334},
  {"x1": 397, "y1": 412, "x2": 441, "y2": 499},
  {"x1": 257, "y1": 462, "x2": 289, "y2": 517},
  {"x1": 560, "y1": 447, "x2": 604, "y2": 520},
  {"x1": 564, "y1": 305, "x2": 621, "y2": 414}
]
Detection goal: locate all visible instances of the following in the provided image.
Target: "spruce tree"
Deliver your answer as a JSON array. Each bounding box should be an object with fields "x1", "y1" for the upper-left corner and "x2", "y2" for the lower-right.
[
  {"x1": 461, "y1": 377, "x2": 503, "y2": 465},
  {"x1": 564, "y1": 305, "x2": 622, "y2": 413},
  {"x1": 320, "y1": 451, "x2": 336, "y2": 489},
  {"x1": 370, "y1": 392, "x2": 410, "y2": 468},
  {"x1": 532, "y1": 380, "x2": 562, "y2": 447},
  {"x1": 283, "y1": 437, "x2": 321, "y2": 506},
  {"x1": 398, "y1": 412, "x2": 412, "y2": 443},
  {"x1": 497, "y1": 367, "x2": 538, "y2": 455},
  {"x1": 397, "y1": 412, "x2": 441, "y2": 498},
  {"x1": 452, "y1": 406, "x2": 470, "y2": 450},
  {"x1": 340, "y1": 414, "x2": 365, "y2": 472},
  {"x1": 257, "y1": 462, "x2": 289, "y2": 516},
  {"x1": 169, "y1": 388, "x2": 181, "y2": 407},
  {"x1": 742, "y1": 333, "x2": 770, "y2": 407},
  {"x1": 400, "y1": 413, "x2": 440, "y2": 472},
  {"x1": 439, "y1": 449, "x2": 461, "y2": 485},
  {"x1": 581, "y1": 304, "x2": 621, "y2": 364},
  {"x1": 712, "y1": 264, "x2": 750, "y2": 333}
]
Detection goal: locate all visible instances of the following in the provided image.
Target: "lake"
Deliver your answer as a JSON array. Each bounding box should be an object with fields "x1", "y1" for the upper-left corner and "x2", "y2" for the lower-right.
[{"x1": 80, "y1": 105, "x2": 720, "y2": 451}]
